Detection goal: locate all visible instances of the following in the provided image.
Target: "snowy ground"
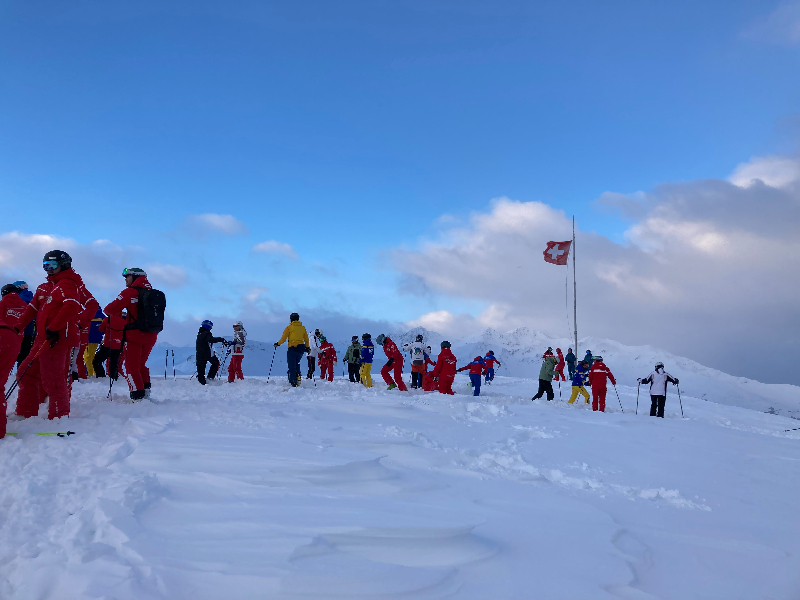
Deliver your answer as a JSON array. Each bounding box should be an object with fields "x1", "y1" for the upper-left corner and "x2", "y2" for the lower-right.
[{"x1": 2, "y1": 374, "x2": 799, "y2": 599}]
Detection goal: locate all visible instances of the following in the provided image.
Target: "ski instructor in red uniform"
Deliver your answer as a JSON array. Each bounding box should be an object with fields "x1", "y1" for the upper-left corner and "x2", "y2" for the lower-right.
[
  {"x1": 15, "y1": 250, "x2": 85, "y2": 421},
  {"x1": 104, "y1": 268, "x2": 164, "y2": 401}
]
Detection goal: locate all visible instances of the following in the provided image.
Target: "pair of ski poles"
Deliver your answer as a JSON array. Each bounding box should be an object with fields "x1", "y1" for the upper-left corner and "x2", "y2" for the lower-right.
[
  {"x1": 635, "y1": 382, "x2": 685, "y2": 417},
  {"x1": 165, "y1": 349, "x2": 175, "y2": 380}
]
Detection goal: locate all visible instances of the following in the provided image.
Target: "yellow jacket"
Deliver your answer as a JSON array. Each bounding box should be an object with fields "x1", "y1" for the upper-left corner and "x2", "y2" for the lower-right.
[{"x1": 277, "y1": 321, "x2": 310, "y2": 349}]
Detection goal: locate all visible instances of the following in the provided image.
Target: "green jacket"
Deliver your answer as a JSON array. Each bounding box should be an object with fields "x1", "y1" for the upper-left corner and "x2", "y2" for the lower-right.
[
  {"x1": 539, "y1": 355, "x2": 558, "y2": 381},
  {"x1": 344, "y1": 343, "x2": 362, "y2": 364}
]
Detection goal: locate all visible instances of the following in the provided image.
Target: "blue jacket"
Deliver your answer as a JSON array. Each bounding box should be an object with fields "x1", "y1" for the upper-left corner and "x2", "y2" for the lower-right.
[
  {"x1": 360, "y1": 338, "x2": 375, "y2": 364},
  {"x1": 88, "y1": 308, "x2": 105, "y2": 344},
  {"x1": 571, "y1": 363, "x2": 589, "y2": 387},
  {"x1": 565, "y1": 352, "x2": 576, "y2": 365},
  {"x1": 18, "y1": 289, "x2": 35, "y2": 336}
]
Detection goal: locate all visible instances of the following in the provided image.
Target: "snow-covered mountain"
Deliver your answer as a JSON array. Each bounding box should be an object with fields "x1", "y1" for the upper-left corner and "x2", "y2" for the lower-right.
[{"x1": 148, "y1": 327, "x2": 799, "y2": 417}]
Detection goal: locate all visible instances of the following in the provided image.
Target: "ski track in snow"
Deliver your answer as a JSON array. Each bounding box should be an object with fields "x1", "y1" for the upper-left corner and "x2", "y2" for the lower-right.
[{"x1": 1, "y1": 375, "x2": 799, "y2": 599}]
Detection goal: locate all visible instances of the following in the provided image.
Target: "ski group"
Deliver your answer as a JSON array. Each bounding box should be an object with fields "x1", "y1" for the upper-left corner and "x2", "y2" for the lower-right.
[{"x1": 0, "y1": 250, "x2": 682, "y2": 440}]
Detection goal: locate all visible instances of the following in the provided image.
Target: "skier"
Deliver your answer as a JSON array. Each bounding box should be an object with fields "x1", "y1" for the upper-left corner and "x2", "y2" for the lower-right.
[
  {"x1": 638, "y1": 362, "x2": 679, "y2": 418},
  {"x1": 402, "y1": 334, "x2": 426, "y2": 389},
  {"x1": 584, "y1": 350, "x2": 594, "y2": 369},
  {"x1": 104, "y1": 268, "x2": 163, "y2": 400},
  {"x1": 458, "y1": 356, "x2": 488, "y2": 397},
  {"x1": 227, "y1": 320, "x2": 246, "y2": 383},
  {"x1": 307, "y1": 328, "x2": 322, "y2": 379},
  {"x1": 15, "y1": 250, "x2": 85, "y2": 421},
  {"x1": 375, "y1": 334, "x2": 407, "y2": 391},
  {"x1": 274, "y1": 313, "x2": 310, "y2": 387},
  {"x1": 422, "y1": 346, "x2": 437, "y2": 391},
  {"x1": 344, "y1": 336, "x2": 362, "y2": 383},
  {"x1": 532, "y1": 348, "x2": 558, "y2": 401},
  {"x1": 429, "y1": 341, "x2": 457, "y2": 395},
  {"x1": 360, "y1": 333, "x2": 374, "y2": 387},
  {"x1": 565, "y1": 348, "x2": 577, "y2": 380},
  {"x1": 13, "y1": 281, "x2": 35, "y2": 366},
  {"x1": 92, "y1": 312, "x2": 126, "y2": 379},
  {"x1": 588, "y1": 356, "x2": 616, "y2": 412},
  {"x1": 554, "y1": 348, "x2": 566, "y2": 381},
  {"x1": 483, "y1": 351, "x2": 501, "y2": 384},
  {"x1": 0, "y1": 284, "x2": 27, "y2": 438},
  {"x1": 195, "y1": 320, "x2": 227, "y2": 385},
  {"x1": 567, "y1": 360, "x2": 591, "y2": 405},
  {"x1": 83, "y1": 308, "x2": 105, "y2": 377},
  {"x1": 318, "y1": 335, "x2": 337, "y2": 381}
]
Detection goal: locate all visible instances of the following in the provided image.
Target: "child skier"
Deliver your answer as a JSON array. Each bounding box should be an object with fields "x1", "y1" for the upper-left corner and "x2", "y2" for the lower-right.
[
  {"x1": 588, "y1": 355, "x2": 616, "y2": 412},
  {"x1": 318, "y1": 335, "x2": 337, "y2": 381},
  {"x1": 429, "y1": 341, "x2": 457, "y2": 395},
  {"x1": 344, "y1": 336, "x2": 362, "y2": 383},
  {"x1": 554, "y1": 348, "x2": 566, "y2": 381},
  {"x1": 568, "y1": 360, "x2": 591, "y2": 405},
  {"x1": 532, "y1": 348, "x2": 558, "y2": 401},
  {"x1": 422, "y1": 346, "x2": 437, "y2": 391},
  {"x1": 458, "y1": 356, "x2": 488, "y2": 396},
  {"x1": 307, "y1": 328, "x2": 322, "y2": 379},
  {"x1": 376, "y1": 334, "x2": 407, "y2": 391},
  {"x1": 565, "y1": 348, "x2": 577, "y2": 380},
  {"x1": 195, "y1": 320, "x2": 228, "y2": 385},
  {"x1": 483, "y1": 351, "x2": 501, "y2": 384},
  {"x1": 360, "y1": 333, "x2": 374, "y2": 387},
  {"x1": 402, "y1": 334, "x2": 426, "y2": 389},
  {"x1": 227, "y1": 321, "x2": 246, "y2": 383}
]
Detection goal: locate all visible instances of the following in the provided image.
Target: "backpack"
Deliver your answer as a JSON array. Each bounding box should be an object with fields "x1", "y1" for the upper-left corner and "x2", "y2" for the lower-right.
[{"x1": 132, "y1": 287, "x2": 166, "y2": 333}]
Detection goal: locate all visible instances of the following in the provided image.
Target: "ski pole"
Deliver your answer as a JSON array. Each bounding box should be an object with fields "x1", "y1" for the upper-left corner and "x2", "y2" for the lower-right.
[
  {"x1": 613, "y1": 383, "x2": 623, "y2": 413},
  {"x1": 635, "y1": 382, "x2": 640, "y2": 415},
  {"x1": 4, "y1": 344, "x2": 45, "y2": 402},
  {"x1": 165, "y1": 349, "x2": 168, "y2": 379},
  {"x1": 107, "y1": 376, "x2": 114, "y2": 399},
  {"x1": 172, "y1": 350, "x2": 175, "y2": 380},
  {"x1": 266, "y1": 346, "x2": 276, "y2": 384},
  {"x1": 785, "y1": 427, "x2": 800, "y2": 432},
  {"x1": 677, "y1": 383, "x2": 685, "y2": 418},
  {"x1": 558, "y1": 379, "x2": 562, "y2": 401}
]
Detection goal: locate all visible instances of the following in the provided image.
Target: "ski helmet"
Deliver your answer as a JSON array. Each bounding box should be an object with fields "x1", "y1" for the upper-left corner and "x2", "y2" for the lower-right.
[
  {"x1": 1, "y1": 284, "x2": 19, "y2": 297},
  {"x1": 42, "y1": 250, "x2": 71, "y2": 273},
  {"x1": 415, "y1": 334, "x2": 423, "y2": 342},
  {"x1": 441, "y1": 340, "x2": 451, "y2": 349},
  {"x1": 487, "y1": 350, "x2": 494, "y2": 355},
  {"x1": 233, "y1": 320, "x2": 243, "y2": 328},
  {"x1": 362, "y1": 333, "x2": 370, "y2": 341},
  {"x1": 655, "y1": 362, "x2": 664, "y2": 371},
  {"x1": 594, "y1": 355, "x2": 603, "y2": 361},
  {"x1": 375, "y1": 334, "x2": 386, "y2": 346},
  {"x1": 319, "y1": 335, "x2": 327, "y2": 343},
  {"x1": 290, "y1": 312, "x2": 300, "y2": 322},
  {"x1": 121, "y1": 267, "x2": 146, "y2": 278},
  {"x1": 351, "y1": 335, "x2": 358, "y2": 342},
  {"x1": 12, "y1": 280, "x2": 27, "y2": 290},
  {"x1": 201, "y1": 320, "x2": 213, "y2": 330}
]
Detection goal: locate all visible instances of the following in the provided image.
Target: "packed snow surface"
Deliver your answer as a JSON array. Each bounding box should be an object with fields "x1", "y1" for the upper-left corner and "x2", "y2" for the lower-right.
[{"x1": 2, "y1": 373, "x2": 799, "y2": 599}]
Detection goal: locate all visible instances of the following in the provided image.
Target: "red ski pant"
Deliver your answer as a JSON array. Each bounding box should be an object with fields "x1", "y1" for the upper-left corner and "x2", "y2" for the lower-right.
[
  {"x1": 123, "y1": 334, "x2": 157, "y2": 392},
  {"x1": 228, "y1": 355, "x2": 244, "y2": 382},
  {"x1": 381, "y1": 359, "x2": 407, "y2": 391},
  {"x1": 437, "y1": 375, "x2": 455, "y2": 395},
  {"x1": 0, "y1": 328, "x2": 22, "y2": 438},
  {"x1": 592, "y1": 386, "x2": 607, "y2": 412},
  {"x1": 319, "y1": 360, "x2": 334, "y2": 381},
  {"x1": 16, "y1": 341, "x2": 72, "y2": 420},
  {"x1": 76, "y1": 341, "x2": 88, "y2": 379},
  {"x1": 554, "y1": 368, "x2": 566, "y2": 381}
]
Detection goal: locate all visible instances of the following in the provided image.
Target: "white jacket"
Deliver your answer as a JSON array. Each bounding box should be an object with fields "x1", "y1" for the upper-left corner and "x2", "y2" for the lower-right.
[
  {"x1": 641, "y1": 370, "x2": 678, "y2": 396},
  {"x1": 403, "y1": 341, "x2": 426, "y2": 365},
  {"x1": 232, "y1": 329, "x2": 247, "y2": 356},
  {"x1": 309, "y1": 334, "x2": 321, "y2": 358}
]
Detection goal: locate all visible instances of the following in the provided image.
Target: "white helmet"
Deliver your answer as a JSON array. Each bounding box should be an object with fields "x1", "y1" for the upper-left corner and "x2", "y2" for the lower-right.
[{"x1": 233, "y1": 320, "x2": 244, "y2": 328}]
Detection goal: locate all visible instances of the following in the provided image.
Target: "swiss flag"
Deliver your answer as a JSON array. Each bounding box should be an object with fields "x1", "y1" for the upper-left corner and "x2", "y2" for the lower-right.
[{"x1": 543, "y1": 240, "x2": 571, "y2": 265}]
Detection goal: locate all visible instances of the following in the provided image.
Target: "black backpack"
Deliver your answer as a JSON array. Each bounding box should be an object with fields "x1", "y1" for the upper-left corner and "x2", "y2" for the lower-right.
[{"x1": 131, "y1": 287, "x2": 166, "y2": 333}]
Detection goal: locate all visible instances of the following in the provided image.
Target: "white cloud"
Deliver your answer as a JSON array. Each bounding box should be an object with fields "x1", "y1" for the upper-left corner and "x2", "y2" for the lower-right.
[
  {"x1": 743, "y1": 1, "x2": 800, "y2": 46},
  {"x1": 187, "y1": 213, "x2": 248, "y2": 235},
  {"x1": 251, "y1": 240, "x2": 299, "y2": 260},
  {"x1": 729, "y1": 155, "x2": 800, "y2": 188},
  {"x1": 392, "y1": 157, "x2": 800, "y2": 384},
  {"x1": 145, "y1": 263, "x2": 188, "y2": 289}
]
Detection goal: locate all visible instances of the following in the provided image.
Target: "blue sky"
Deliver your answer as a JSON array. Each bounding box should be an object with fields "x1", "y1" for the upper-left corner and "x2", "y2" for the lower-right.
[{"x1": 1, "y1": 1, "x2": 798, "y2": 382}]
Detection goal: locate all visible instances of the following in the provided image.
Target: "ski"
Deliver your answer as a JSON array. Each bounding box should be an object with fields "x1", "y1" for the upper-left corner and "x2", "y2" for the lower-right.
[{"x1": 7, "y1": 431, "x2": 76, "y2": 437}]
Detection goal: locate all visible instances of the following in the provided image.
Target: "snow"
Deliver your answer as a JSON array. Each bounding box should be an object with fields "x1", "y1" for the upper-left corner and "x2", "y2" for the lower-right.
[{"x1": 2, "y1": 369, "x2": 800, "y2": 599}]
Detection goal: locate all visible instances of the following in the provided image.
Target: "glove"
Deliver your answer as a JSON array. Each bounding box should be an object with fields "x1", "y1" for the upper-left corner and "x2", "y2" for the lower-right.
[
  {"x1": 305, "y1": 346, "x2": 310, "y2": 354},
  {"x1": 273, "y1": 342, "x2": 279, "y2": 348},
  {"x1": 674, "y1": 378, "x2": 679, "y2": 385},
  {"x1": 637, "y1": 378, "x2": 642, "y2": 383},
  {"x1": 45, "y1": 328, "x2": 59, "y2": 347}
]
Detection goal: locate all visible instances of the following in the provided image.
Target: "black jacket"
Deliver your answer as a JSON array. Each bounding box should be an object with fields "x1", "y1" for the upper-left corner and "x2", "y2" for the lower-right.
[{"x1": 196, "y1": 328, "x2": 225, "y2": 362}]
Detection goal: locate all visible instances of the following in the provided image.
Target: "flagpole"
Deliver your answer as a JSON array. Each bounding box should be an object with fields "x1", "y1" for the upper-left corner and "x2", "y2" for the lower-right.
[{"x1": 573, "y1": 216, "x2": 578, "y2": 356}]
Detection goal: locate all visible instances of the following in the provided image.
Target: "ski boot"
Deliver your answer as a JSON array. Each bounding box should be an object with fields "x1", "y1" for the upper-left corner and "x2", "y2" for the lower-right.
[{"x1": 387, "y1": 383, "x2": 397, "y2": 391}]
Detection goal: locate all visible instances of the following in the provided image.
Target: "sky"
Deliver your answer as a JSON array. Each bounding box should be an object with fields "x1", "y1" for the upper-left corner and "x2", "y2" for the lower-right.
[{"x1": 0, "y1": 0, "x2": 798, "y2": 384}]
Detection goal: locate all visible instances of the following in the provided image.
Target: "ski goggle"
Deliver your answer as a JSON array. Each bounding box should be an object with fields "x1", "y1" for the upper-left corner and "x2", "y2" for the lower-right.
[
  {"x1": 43, "y1": 260, "x2": 60, "y2": 272},
  {"x1": 121, "y1": 268, "x2": 136, "y2": 277}
]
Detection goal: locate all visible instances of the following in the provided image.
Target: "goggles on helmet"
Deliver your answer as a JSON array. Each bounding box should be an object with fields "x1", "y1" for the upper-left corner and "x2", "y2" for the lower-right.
[{"x1": 43, "y1": 260, "x2": 60, "y2": 272}]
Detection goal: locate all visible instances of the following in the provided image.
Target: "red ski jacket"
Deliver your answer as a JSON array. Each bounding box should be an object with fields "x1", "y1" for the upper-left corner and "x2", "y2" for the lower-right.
[
  {"x1": 99, "y1": 315, "x2": 126, "y2": 349},
  {"x1": 458, "y1": 357, "x2": 488, "y2": 376},
  {"x1": 104, "y1": 275, "x2": 157, "y2": 344},
  {"x1": 382, "y1": 337, "x2": 403, "y2": 361},
  {"x1": 556, "y1": 350, "x2": 565, "y2": 370},
  {"x1": 319, "y1": 341, "x2": 337, "y2": 363},
  {"x1": 589, "y1": 362, "x2": 616, "y2": 391},
  {"x1": 18, "y1": 268, "x2": 84, "y2": 349},
  {"x1": 431, "y1": 348, "x2": 457, "y2": 378},
  {"x1": 0, "y1": 293, "x2": 28, "y2": 334},
  {"x1": 484, "y1": 356, "x2": 501, "y2": 369}
]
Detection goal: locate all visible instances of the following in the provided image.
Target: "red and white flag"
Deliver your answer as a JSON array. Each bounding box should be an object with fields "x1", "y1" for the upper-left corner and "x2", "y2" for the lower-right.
[{"x1": 543, "y1": 240, "x2": 571, "y2": 265}]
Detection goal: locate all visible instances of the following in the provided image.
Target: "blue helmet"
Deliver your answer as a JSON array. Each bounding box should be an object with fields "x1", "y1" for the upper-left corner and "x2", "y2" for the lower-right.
[
  {"x1": 12, "y1": 280, "x2": 27, "y2": 289},
  {"x1": 201, "y1": 320, "x2": 213, "y2": 330}
]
